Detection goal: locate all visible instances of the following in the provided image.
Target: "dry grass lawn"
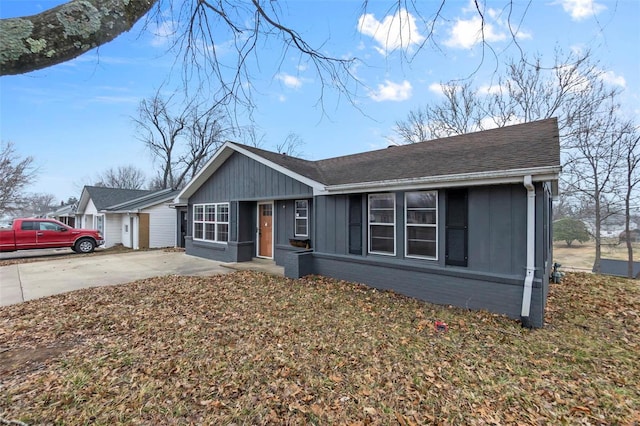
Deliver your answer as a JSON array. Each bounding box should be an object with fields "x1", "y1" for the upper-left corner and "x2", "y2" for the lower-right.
[
  {"x1": 1, "y1": 271, "x2": 638, "y2": 425},
  {"x1": 553, "y1": 240, "x2": 640, "y2": 271}
]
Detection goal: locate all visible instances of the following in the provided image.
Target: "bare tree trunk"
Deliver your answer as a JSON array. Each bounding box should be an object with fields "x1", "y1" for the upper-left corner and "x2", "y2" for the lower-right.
[
  {"x1": 593, "y1": 195, "x2": 602, "y2": 273},
  {"x1": 625, "y1": 198, "x2": 634, "y2": 278},
  {"x1": 623, "y1": 129, "x2": 640, "y2": 278}
]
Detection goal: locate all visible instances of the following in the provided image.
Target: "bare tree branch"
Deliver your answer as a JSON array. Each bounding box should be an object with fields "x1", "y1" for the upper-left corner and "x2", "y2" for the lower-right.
[
  {"x1": 134, "y1": 90, "x2": 228, "y2": 189},
  {"x1": 0, "y1": 141, "x2": 38, "y2": 216},
  {"x1": 275, "y1": 132, "x2": 305, "y2": 157},
  {"x1": 94, "y1": 165, "x2": 147, "y2": 189},
  {"x1": 0, "y1": 0, "x2": 156, "y2": 75}
]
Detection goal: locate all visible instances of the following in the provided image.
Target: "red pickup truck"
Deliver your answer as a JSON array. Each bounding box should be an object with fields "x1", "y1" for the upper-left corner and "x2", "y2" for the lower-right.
[{"x1": 0, "y1": 218, "x2": 104, "y2": 253}]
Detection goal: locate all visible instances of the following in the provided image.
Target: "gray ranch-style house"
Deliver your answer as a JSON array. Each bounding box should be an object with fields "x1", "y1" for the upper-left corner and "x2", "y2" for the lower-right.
[{"x1": 174, "y1": 118, "x2": 561, "y2": 328}]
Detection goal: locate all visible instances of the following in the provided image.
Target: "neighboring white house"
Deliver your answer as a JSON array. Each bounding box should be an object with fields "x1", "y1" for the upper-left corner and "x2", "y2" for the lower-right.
[
  {"x1": 46, "y1": 202, "x2": 77, "y2": 227},
  {"x1": 75, "y1": 186, "x2": 178, "y2": 249}
]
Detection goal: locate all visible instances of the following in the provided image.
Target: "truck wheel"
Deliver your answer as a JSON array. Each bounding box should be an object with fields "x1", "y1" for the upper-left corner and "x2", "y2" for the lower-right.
[{"x1": 75, "y1": 238, "x2": 96, "y2": 253}]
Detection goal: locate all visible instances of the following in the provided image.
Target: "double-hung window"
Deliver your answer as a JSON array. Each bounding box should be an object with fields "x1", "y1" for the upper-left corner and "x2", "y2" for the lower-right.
[
  {"x1": 405, "y1": 191, "x2": 437, "y2": 259},
  {"x1": 294, "y1": 200, "x2": 309, "y2": 237},
  {"x1": 193, "y1": 203, "x2": 229, "y2": 242},
  {"x1": 368, "y1": 193, "x2": 395, "y2": 255}
]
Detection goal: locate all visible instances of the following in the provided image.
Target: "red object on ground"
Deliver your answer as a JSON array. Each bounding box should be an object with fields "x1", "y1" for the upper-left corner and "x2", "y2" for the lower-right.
[{"x1": 434, "y1": 321, "x2": 449, "y2": 332}]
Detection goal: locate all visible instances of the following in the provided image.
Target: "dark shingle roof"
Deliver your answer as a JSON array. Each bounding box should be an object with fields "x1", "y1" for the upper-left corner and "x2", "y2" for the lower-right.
[
  {"x1": 84, "y1": 186, "x2": 153, "y2": 210},
  {"x1": 234, "y1": 118, "x2": 560, "y2": 186},
  {"x1": 105, "y1": 189, "x2": 178, "y2": 211},
  {"x1": 236, "y1": 144, "x2": 326, "y2": 182}
]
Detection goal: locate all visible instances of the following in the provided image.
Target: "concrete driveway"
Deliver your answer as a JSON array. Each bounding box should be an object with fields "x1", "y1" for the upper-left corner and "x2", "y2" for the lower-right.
[{"x1": 0, "y1": 250, "x2": 232, "y2": 307}]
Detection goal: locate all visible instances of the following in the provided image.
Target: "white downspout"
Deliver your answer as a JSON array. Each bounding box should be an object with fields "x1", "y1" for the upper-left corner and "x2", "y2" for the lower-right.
[{"x1": 521, "y1": 175, "x2": 536, "y2": 328}]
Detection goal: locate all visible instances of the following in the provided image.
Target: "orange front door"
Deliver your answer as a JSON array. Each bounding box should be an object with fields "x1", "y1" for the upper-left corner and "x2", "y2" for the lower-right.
[{"x1": 258, "y1": 203, "x2": 273, "y2": 258}]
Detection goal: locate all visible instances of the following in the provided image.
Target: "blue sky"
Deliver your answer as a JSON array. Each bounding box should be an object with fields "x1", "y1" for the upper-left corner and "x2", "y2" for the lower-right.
[{"x1": 1, "y1": 0, "x2": 639, "y2": 202}]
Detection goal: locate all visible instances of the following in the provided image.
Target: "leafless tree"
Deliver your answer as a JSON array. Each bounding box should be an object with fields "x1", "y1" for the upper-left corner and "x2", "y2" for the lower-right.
[
  {"x1": 21, "y1": 193, "x2": 58, "y2": 217},
  {"x1": 237, "y1": 125, "x2": 266, "y2": 148},
  {"x1": 0, "y1": 141, "x2": 38, "y2": 216},
  {"x1": 620, "y1": 124, "x2": 640, "y2": 278},
  {"x1": 94, "y1": 165, "x2": 148, "y2": 189},
  {"x1": 134, "y1": 90, "x2": 228, "y2": 189},
  {"x1": 275, "y1": 132, "x2": 305, "y2": 157},
  {"x1": 394, "y1": 50, "x2": 616, "y2": 143},
  {"x1": 562, "y1": 95, "x2": 626, "y2": 273},
  {"x1": 394, "y1": 107, "x2": 432, "y2": 144},
  {"x1": 184, "y1": 102, "x2": 230, "y2": 181}
]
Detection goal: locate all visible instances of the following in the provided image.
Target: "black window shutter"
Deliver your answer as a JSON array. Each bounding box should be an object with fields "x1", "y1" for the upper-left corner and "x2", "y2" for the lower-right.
[
  {"x1": 446, "y1": 189, "x2": 468, "y2": 266},
  {"x1": 348, "y1": 195, "x2": 362, "y2": 255}
]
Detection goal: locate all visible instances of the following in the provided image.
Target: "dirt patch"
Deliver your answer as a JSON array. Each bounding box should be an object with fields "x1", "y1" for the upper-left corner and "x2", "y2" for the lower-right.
[{"x1": 0, "y1": 344, "x2": 74, "y2": 377}]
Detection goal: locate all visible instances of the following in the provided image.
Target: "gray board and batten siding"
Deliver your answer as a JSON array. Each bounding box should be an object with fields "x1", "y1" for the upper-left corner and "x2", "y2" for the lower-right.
[
  {"x1": 306, "y1": 182, "x2": 552, "y2": 328},
  {"x1": 189, "y1": 152, "x2": 313, "y2": 203},
  {"x1": 185, "y1": 152, "x2": 314, "y2": 263}
]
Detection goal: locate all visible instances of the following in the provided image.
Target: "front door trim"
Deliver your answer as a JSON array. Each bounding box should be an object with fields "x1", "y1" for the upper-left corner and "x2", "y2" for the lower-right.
[{"x1": 256, "y1": 201, "x2": 274, "y2": 259}]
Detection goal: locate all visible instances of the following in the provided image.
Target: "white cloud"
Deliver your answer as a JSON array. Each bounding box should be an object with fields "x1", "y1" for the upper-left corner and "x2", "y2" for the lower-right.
[
  {"x1": 479, "y1": 116, "x2": 522, "y2": 131},
  {"x1": 515, "y1": 30, "x2": 533, "y2": 41},
  {"x1": 369, "y1": 80, "x2": 412, "y2": 102},
  {"x1": 557, "y1": 0, "x2": 607, "y2": 21},
  {"x1": 151, "y1": 21, "x2": 177, "y2": 47},
  {"x1": 92, "y1": 96, "x2": 140, "y2": 104},
  {"x1": 444, "y1": 16, "x2": 507, "y2": 49},
  {"x1": 477, "y1": 84, "x2": 503, "y2": 95},
  {"x1": 357, "y1": 9, "x2": 425, "y2": 55},
  {"x1": 276, "y1": 73, "x2": 303, "y2": 89},
  {"x1": 600, "y1": 70, "x2": 626, "y2": 87},
  {"x1": 428, "y1": 82, "x2": 448, "y2": 96}
]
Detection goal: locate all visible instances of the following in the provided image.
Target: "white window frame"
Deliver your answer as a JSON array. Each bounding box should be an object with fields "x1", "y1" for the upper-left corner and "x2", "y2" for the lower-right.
[
  {"x1": 294, "y1": 200, "x2": 309, "y2": 237},
  {"x1": 193, "y1": 203, "x2": 229, "y2": 243},
  {"x1": 96, "y1": 215, "x2": 104, "y2": 235},
  {"x1": 405, "y1": 190, "x2": 438, "y2": 260},
  {"x1": 368, "y1": 193, "x2": 396, "y2": 256}
]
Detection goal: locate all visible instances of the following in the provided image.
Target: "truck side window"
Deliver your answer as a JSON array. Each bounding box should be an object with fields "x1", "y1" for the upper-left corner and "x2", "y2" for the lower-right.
[{"x1": 21, "y1": 221, "x2": 36, "y2": 231}]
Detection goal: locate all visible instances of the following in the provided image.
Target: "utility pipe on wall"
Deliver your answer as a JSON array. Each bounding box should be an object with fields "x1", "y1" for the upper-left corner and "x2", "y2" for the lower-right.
[{"x1": 521, "y1": 175, "x2": 536, "y2": 328}]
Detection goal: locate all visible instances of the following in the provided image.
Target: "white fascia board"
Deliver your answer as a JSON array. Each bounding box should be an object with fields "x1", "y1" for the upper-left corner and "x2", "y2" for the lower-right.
[
  {"x1": 168, "y1": 202, "x2": 187, "y2": 208},
  {"x1": 106, "y1": 209, "x2": 141, "y2": 214},
  {"x1": 230, "y1": 143, "x2": 326, "y2": 192},
  {"x1": 323, "y1": 166, "x2": 561, "y2": 195},
  {"x1": 76, "y1": 187, "x2": 91, "y2": 214}
]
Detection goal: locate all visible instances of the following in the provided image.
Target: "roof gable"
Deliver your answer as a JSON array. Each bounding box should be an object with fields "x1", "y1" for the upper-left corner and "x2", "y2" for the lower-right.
[{"x1": 175, "y1": 142, "x2": 326, "y2": 203}]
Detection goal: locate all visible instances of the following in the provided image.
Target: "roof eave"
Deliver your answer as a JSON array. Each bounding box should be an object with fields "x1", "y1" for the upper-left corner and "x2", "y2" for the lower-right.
[{"x1": 321, "y1": 166, "x2": 561, "y2": 195}]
